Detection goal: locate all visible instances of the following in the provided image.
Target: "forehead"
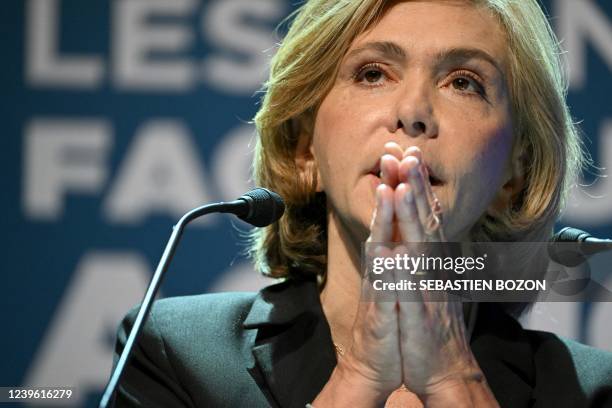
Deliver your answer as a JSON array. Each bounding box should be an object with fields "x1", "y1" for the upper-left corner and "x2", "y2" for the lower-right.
[{"x1": 350, "y1": 0, "x2": 509, "y2": 71}]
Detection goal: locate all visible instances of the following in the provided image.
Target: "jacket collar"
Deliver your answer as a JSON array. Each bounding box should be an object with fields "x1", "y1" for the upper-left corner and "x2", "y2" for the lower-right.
[
  {"x1": 243, "y1": 277, "x2": 336, "y2": 408},
  {"x1": 470, "y1": 304, "x2": 535, "y2": 407},
  {"x1": 243, "y1": 279, "x2": 536, "y2": 407},
  {"x1": 243, "y1": 277, "x2": 322, "y2": 328}
]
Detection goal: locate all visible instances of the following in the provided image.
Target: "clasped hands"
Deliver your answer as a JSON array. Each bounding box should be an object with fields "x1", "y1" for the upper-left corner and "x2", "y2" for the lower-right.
[{"x1": 314, "y1": 142, "x2": 498, "y2": 407}]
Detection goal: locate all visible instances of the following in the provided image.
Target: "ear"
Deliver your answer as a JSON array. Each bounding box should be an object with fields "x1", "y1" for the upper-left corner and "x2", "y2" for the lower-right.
[
  {"x1": 490, "y1": 148, "x2": 526, "y2": 214},
  {"x1": 293, "y1": 117, "x2": 324, "y2": 193}
]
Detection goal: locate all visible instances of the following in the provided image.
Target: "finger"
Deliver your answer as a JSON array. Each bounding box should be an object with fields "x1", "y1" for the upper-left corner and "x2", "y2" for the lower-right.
[
  {"x1": 402, "y1": 156, "x2": 441, "y2": 241},
  {"x1": 400, "y1": 146, "x2": 422, "y2": 183},
  {"x1": 394, "y1": 183, "x2": 424, "y2": 243},
  {"x1": 398, "y1": 155, "x2": 420, "y2": 191},
  {"x1": 396, "y1": 287, "x2": 428, "y2": 336},
  {"x1": 403, "y1": 147, "x2": 436, "y2": 205},
  {"x1": 380, "y1": 154, "x2": 400, "y2": 188},
  {"x1": 368, "y1": 184, "x2": 395, "y2": 243},
  {"x1": 394, "y1": 269, "x2": 432, "y2": 392},
  {"x1": 384, "y1": 141, "x2": 404, "y2": 160},
  {"x1": 397, "y1": 294, "x2": 433, "y2": 391},
  {"x1": 420, "y1": 162, "x2": 437, "y2": 205},
  {"x1": 402, "y1": 145, "x2": 422, "y2": 161},
  {"x1": 399, "y1": 156, "x2": 430, "y2": 230}
]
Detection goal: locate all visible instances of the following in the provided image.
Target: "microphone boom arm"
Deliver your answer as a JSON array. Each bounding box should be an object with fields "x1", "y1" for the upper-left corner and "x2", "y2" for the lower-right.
[{"x1": 99, "y1": 200, "x2": 246, "y2": 408}]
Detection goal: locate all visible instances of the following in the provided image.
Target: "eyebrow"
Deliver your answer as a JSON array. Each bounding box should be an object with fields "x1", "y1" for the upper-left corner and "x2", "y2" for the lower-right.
[
  {"x1": 434, "y1": 47, "x2": 504, "y2": 77},
  {"x1": 345, "y1": 41, "x2": 407, "y2": 63},
  {"x1": 345, "y1": 41, "x2": 504, "y2": 76}
]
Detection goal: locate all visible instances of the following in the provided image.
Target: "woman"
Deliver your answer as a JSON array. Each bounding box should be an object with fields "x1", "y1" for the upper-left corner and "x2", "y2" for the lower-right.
[{"x1": 113, "y1": 0, "x2": 612, "y2": 407}]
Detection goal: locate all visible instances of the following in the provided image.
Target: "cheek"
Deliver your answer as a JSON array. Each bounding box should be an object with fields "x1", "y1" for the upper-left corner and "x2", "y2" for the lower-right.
[
  {"x1": 472, "y1": 133, "x2": 513, "y2": 183},
  {"x1": 312, "y1": 111, "x2": 337, "y2": 188},
  {"x1": 312, "y1": 94, "x2": 359, "y2": 190},
  {"x1": 446, "y1": 124, "x2": 514, "y2": 234},
  {"x1": 311, "y1": 92, "x2": 380, "y2": 234}
]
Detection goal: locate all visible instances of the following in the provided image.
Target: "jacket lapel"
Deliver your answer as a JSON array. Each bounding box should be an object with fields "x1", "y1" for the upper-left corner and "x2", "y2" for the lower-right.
[
  {"x1": 470, "y1": 304, "x2": 535, "y2": 407},
  {"x1": 243, "y1": 278, "x2": 336, "y2": 408}
]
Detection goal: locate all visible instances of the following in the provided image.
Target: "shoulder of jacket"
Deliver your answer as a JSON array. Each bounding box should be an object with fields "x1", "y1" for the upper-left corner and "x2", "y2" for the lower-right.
[
  {"x1": 121, "y1": 291, "x2": 258, "y2": 337},
  {"x1": 152, "y1": 291, "x2": 257, "y2": 315},
  {"x1": 526, "y1": 329, "x2": 612, "y2": 395}
]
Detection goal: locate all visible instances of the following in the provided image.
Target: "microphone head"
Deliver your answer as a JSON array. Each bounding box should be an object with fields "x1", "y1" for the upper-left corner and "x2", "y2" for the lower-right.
[
  {"x1": 238, "y1": 188, "x2": 285, "y2": 227},
  {"x1": 552, "y1": 227, "x2": 590, "y2": 243}
]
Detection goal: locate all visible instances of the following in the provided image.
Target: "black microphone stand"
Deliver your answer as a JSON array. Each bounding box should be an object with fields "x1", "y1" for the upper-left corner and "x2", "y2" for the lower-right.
[{"x1": 99, "y1": 200, "x2": 246, "y2": 408}]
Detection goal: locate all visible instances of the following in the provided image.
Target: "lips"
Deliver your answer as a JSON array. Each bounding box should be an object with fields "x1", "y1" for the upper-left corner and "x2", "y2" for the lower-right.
[
  {"x1": 369, "y1": 161, "x2": 381, "y2": 178},
  {"x1": 368, "y1": 161, "x2": 444, "y2": 186},
  {"x1": 426, "y1": 166, "x2": 444, "y2": 186}
]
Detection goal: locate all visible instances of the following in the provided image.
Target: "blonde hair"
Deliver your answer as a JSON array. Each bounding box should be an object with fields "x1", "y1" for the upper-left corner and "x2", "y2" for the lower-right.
[{"x1": 250, "y1": 0, "x2": 586, "y2": 281}]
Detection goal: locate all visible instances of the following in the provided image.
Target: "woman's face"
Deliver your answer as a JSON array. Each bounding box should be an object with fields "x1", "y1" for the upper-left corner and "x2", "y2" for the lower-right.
[{"x1": 310, "y1": 0, "x2": 519, "y2": 242}]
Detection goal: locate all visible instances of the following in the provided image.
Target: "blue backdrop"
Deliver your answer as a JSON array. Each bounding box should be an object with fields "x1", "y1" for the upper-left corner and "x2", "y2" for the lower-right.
[{"x1": 1, "y1": 1, "x2": 611, "y2": 406}]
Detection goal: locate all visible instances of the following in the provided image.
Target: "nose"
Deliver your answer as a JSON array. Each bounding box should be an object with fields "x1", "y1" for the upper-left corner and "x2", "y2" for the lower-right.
[{"x1": 393, "y1": 81, "x2": 438, "y2": 139}]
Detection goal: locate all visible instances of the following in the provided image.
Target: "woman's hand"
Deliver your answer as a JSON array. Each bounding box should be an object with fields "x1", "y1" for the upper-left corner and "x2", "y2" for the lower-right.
[
  {"x1": 314, "y1": 142, "x2": 498, "y2": 407},
  {"x1": 388, "y1": 143, "x2": 498, "y2": 405},
  {"x1": 313, "y1": 176, "x2": 405, "y2": 407}
]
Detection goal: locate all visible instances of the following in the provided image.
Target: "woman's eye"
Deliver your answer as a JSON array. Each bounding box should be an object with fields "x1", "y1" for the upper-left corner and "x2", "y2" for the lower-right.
[
  {"x1": 450, "y1": 75, "x2": 484, "y2": 95},
  {"x1": 354, "y1": 64, "x2": 387, "y2": 85},
  {"x1": 363, "y1": 69, "x2": 383, "y2": 83},
  {"x1": 452, "y1": 77, "x2": 471, "y2": 90}
]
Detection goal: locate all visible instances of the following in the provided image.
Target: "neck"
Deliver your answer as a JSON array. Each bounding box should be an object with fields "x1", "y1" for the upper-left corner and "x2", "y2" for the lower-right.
[{"x1": 320, "y1": 210, "x2": 363, "y2": 352}]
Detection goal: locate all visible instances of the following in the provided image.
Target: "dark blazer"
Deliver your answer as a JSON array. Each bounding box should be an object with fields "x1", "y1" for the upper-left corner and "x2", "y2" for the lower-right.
[{"x1": 113, "y1": 277, "x2": 612, "y2": 407}]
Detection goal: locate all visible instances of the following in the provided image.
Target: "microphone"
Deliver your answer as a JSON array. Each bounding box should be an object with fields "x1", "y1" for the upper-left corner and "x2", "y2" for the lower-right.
[
  {"x1": 552, "y1": 227, "x2": 612, "y2": 244},
  {"x1": 99, "y1": 188, "x2": 284, "y2": 408},
  {"x1": 219, "y1": 188, "x2": 285, "y2": 227},
  {"x1": 549, "y1": 227, "x2": 612, "y2": 267}
]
